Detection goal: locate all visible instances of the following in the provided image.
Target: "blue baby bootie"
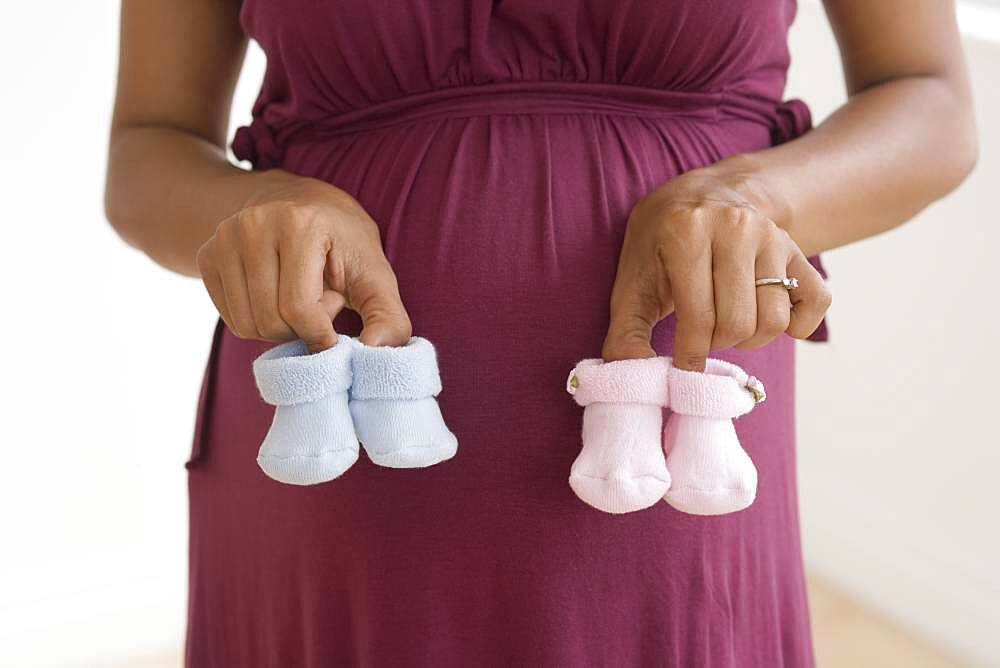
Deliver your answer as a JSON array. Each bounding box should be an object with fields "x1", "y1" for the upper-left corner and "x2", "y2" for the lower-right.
[
  {"x1": 252, "y1": 337, "x2": 359, "y2": 485},
  {"x1": 350, "y1": 337, "x2": 458, "y2": 468}
]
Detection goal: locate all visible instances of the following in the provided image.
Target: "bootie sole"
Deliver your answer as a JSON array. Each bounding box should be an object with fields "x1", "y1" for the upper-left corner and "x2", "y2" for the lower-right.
[
  {"x1": 568, "y1": 471, "x2": 670, "y2": 514},
  {"x1": 364, "y1": 431, "x2": 458, "y2": 469},
  {"x1": 664, "y1": 486, "x2": 756, "y2": 516},
  {"x1": 257, "y1": 448, "x2": 360, "y2": 486}
]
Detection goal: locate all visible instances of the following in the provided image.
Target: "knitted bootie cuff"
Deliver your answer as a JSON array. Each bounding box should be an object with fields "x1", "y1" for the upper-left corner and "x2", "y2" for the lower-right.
[
  {"x1": 666, "y1": 358, "x2": 763, "y2": 419},
  {"x1": 253, "y1": 337, "x2": 355, "y2": 407},
  {"x1": 350, "y1": 336, "x2": 442, "y2": 400},
  {"x1": 566, "y1": 357, "x2": 672, "y2": 407}
]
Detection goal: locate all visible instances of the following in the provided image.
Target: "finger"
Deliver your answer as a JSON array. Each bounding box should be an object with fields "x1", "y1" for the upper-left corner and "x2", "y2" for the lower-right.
[
  {"x1": 242, "y1": 241, "x2": 295, "y2": 341},
  {"x1": 785, "y1": 251, "x2": 832, "y2": 340},
  {"x1": 601, "y1": 264, "x2": 672, "y2": 362},
  {"x1": 277, "y1": 230, "x2": 339, "y2": 354},
  {"x1": 319, "y1": 289, "x2": 347, "y2": 322},
  {"x1": 349, "y1": 260, "x2": 412, "y2": 347},
  {"x1": 217, "y1": 249, "x2": 260, "y2": 340},
  {"x1": 202, "y1": 268, "x2": 234, "y2": 330},
  {"x1": 196, "y1": 246, "x2": 233, "y2": 328},
  {"x1": 664, "y1": 239, "x2": 714, "y2": 372},
  {"x1": 737, "y1": 246, "x2": 791, "y2": 349},
  {"x1": 603, "y1": 274, "x2": 661, "y2": 361},
  {"x1": 710, "y1": 236, "x2": 758, "y2": 351}
]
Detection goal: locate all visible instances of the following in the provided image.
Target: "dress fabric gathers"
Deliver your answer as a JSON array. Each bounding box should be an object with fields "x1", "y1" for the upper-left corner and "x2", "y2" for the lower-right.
[{"x1": 185, "y1": 1, "x2": 826, "y2": 665}]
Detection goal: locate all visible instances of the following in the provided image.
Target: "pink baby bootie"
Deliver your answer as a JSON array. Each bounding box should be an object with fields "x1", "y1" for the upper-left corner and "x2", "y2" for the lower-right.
[
  {"x1": 662, "y1": 358, "x2": 765, "y2": 516},
  {"x1": 566, "y1": 357, "x2": 672, "y2": 514}
]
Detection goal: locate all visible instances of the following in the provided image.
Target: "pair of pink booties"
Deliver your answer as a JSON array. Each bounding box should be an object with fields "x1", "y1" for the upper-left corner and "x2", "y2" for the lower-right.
[{"x1": 566, "y1": 356, "x2": 766, "y2": 515}]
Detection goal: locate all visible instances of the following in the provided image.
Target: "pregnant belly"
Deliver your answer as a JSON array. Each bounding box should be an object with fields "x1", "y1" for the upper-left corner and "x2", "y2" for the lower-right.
[
  {"x1": 266, "y1": 111, "x2": 777, "y2": 488},
  {"x1": 198, "y1": 96, "x2": 798, "y2": 544},
  {"x1": 279, "y1": 109, "x2": 772, "y2": 358}
]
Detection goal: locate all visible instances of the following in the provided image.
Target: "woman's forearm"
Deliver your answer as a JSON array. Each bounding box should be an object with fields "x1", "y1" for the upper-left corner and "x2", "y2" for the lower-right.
[
  {"x1": 703, "y1": 0, "x2": 977, "y2": 258},
  {"x1": 105, "y1": 125, "x2": 300, "y2": 277},
  {"x1": 702, "y1": 74, "x2": 977, "y2": 257}
]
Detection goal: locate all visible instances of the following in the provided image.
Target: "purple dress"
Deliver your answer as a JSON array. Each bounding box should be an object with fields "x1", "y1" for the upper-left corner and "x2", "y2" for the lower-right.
[{"x1": 186, "y1": 1, "x2": 827, "y2": 665}]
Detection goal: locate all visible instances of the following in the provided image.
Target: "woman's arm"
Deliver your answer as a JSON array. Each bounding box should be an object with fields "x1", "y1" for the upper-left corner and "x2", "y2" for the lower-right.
[
  {"x1": 105, "y1": 0, "x2": 411, "y2": 350},
  {"x1": 602, "y1": 0, "x2": 976, "y2": 368},
  {"x1": 106, "y1": 0, "x2": 264, "y2": 276},
  {"x1": 705, "y1": 0, "x2": 978, "y2": 256}
]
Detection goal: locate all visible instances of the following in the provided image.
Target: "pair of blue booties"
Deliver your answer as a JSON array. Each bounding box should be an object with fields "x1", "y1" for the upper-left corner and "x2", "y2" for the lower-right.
[{"x1": 252, "y1": 335, "x2": 458, "y2": 485}]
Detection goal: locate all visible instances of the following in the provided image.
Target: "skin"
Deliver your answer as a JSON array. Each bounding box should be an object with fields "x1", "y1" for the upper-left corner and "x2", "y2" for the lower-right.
[{"x1": 106, "y1": 0, "x2": 977, "y2": 367}]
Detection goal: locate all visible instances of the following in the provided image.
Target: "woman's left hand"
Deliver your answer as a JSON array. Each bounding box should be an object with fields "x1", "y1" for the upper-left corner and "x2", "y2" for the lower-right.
[{"x1": 602, "y1": 169, "x2": 832, "y2": 371}]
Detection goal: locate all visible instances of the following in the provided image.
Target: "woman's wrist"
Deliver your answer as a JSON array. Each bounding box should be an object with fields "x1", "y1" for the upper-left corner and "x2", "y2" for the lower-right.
[
  {"x1": 642, "y1": 151, "x2": 825, "y2": 257},
  {"x1": 223, "y1": 167, "x2": 303, "y2": 211},
  {"x1": 692, "y1": 153, "x2": 796, "y2": 237}
]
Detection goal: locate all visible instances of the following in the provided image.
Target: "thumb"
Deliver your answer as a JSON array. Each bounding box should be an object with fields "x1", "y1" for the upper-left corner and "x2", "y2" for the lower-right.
[
  {"x1": 349, "y1": 263, "x2": 413, "y2": 347},
  {"x1": 602, "y1": 285, "x2": 663, "y2": 362}
]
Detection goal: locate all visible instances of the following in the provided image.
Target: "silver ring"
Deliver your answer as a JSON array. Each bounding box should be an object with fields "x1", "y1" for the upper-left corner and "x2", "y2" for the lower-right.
[{"x1": 755, "y1": 277, "x2": 799, "y2": 290}]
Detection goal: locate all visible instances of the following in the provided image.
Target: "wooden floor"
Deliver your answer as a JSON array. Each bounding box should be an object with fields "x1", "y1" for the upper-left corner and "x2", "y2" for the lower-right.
[
  {"x1": 806, "y1": 577, "x2": 966, "y2": 667},
  {"x1": 123, "y1": 576, "x2": 966, "y2": 667}
]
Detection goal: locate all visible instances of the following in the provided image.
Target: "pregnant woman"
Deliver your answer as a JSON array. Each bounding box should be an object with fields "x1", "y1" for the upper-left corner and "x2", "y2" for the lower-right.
[{"x1": 105, "y1": 1, "x2": 975, "y2": 665}]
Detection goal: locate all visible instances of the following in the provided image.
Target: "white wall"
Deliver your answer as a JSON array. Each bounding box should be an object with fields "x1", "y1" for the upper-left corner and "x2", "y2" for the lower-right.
[
  {"x1": 0, "y1": 1, "x2": 995, "y2": 666},
  {"x1": 790, "y1": 3, "x2": 1000, "y2": 666},
  {"x1": 0, "y1": 4, "x2": 264, "y2": 666}
]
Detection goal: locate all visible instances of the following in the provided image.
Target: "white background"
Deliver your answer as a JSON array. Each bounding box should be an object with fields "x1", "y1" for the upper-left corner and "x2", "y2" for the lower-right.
[{"x1": 0, "y1": 2, "x2": 997, "y2": 666}]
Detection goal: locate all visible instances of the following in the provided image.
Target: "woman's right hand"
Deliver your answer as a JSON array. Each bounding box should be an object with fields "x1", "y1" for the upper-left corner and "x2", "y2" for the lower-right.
[{"x1": 196, "y1": 176, "x2": 412, "y2": 353}]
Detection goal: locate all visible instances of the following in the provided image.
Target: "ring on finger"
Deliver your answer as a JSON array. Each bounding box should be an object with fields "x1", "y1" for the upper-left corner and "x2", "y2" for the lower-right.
[{"x1": 754, "y1": 277, "x2": 799, "y2": 290}]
